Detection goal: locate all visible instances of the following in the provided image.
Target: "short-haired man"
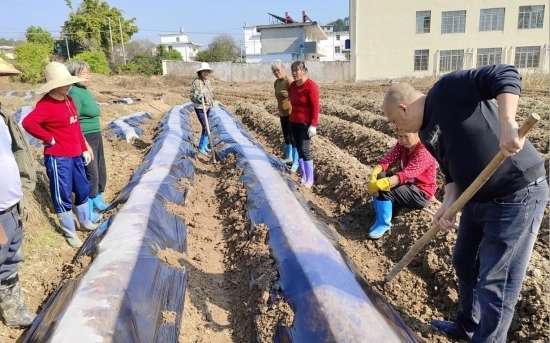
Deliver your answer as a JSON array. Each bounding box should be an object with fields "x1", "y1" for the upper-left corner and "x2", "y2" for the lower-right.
[
  {"x1": 0, "y1": 58, "x2": 36, "y2": 328},
  {"x1": 382, "y1": 64, "x2": 547, "y2": 342}
]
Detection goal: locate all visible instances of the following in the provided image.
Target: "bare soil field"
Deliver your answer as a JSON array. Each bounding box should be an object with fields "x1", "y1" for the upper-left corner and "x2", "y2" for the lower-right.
[{"x1": 0, "y1": 71, "x2": 547, "y2": 343}]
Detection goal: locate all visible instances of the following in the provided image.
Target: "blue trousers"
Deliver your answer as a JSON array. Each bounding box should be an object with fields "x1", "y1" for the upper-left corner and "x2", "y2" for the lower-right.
[
  {"x1": 194, "y1": 107, "x2": 211, "y2": 136},
  {"x1": 0, "y1": 206, "x2": 24, "y2": 281},
  {"x1": 453, "y1": 179, "x2": 548, "y2": 342},
  {"x1": 44, "y1": 155, "x2": 90, "y2": 213}
]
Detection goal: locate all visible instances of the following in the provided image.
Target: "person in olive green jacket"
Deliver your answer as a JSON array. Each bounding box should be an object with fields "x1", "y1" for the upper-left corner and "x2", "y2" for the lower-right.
[
  {"x1": 272, "y1": 60, "x2": 299, "y2": 173},
  {"x1": 67, "y1": 61, "x2": 109, "y2": 220}
]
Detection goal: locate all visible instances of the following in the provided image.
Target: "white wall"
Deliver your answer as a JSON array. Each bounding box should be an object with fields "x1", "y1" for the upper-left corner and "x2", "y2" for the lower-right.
[{"x1": 350, "y1": 0, "x2": 550, "y2": 80}]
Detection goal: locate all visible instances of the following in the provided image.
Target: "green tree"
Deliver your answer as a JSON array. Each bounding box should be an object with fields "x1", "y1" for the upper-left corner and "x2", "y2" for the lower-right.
[
  {"x1": 327, "y1": 17, "x2": 349, "y2": 31},
  {"x1": 196, "y1": 34, "x2": 239, "y2": 62},
  {"x1": 62, "y1": 0, "x2": 138, "y2": 55},
  {"x1": 126, "y1": 54, "x2": 156, "y2": 76},
  {"x1": 13, "y1": 43, "x2": 51, "y2": 84},
  {"x1": 153, "y1": 44, "x2": 182, "y2": 74},
  {"x1": 26, "y1": 26, "x2": 55, "y2": 48},
  {"x1": 72, "y1": 51, "x2": 110, "y2": 75}
]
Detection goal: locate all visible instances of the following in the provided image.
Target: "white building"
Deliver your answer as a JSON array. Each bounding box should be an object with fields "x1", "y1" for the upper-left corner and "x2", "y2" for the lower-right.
[
  {"x1": 319, "y1": 26, "x2": 349, "y2": 61},
  {"x1": 349, "y1": 0, "x2": 549, "y2": 80},
  {"x1": 159, "y1": 28, "x2": 202, "y2": 61},
  {"x1": 244, "y1": 24, "x2": 262, "y2": 56}
]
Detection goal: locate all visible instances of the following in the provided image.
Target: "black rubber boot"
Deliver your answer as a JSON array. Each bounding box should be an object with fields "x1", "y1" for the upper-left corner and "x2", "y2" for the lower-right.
[
  {"x1": 431, "y1": 320, "x2": 471, "y2": 341},
  {"x1": 0, "y1": 274, "x2": 36, "y2": 328}
]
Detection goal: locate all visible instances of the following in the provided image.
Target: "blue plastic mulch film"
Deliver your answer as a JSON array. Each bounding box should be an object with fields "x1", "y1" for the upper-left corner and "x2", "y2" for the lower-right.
[
  {"x1": 105, "y1": 111, "x2": 153, "y2": 142},
  {"x1": 12, "y1": 106, "x2": 40, "y2": 147},
  {"x1": 24, "y1": 105, "x2": 194, "y2": 343},
  {"x1": 208, "y1": 102, "x2": 423, "y2": 342}
]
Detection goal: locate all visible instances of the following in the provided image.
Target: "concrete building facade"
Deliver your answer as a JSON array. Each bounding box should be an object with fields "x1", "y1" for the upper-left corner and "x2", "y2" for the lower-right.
[
  {"x1": 159, "y1": 28, "x2": 202, "y2": 61},
  {"x1": 242, "y1": 21, "x2": 328, "y2": 63},
  {"x1": 320, "y1": 26, "x2": 349, "y2": 61},
  {"x1": 350, "y1": 0, "x2": 549, "y2": 80}
]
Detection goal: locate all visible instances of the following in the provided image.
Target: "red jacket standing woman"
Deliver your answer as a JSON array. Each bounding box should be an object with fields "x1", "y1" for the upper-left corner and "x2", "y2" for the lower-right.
[{"x1": 289, "y1": 61, "x2": 319, "y2": 187}]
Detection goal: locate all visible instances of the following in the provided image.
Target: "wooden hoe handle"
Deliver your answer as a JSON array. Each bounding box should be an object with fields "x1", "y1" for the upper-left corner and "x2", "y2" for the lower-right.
[{"x1": 385, "y1": 113, "x2": 540, "y2": 282}]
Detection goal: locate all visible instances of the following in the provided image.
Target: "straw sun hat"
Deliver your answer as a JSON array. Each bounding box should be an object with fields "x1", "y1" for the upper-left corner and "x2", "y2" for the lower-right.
[
  {"x1": 35, "y1": 62, "x2": 86, "y2": 94},
  {"x1": 0, "y1": 57, "x2": 21, "y2": 76}
]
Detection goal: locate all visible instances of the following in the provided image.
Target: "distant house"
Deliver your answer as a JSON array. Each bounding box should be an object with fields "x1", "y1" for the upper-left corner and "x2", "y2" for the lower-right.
[
  {"x1": 243, "y1": 13, "x2": 328, "y2": 63},
  {"x1": 319, "y1": 26, "x2": 349, "y2": 61},
  {"x1": 0, "y1": 46, "x2": 15, "y2": 60},
  {"x1": 159, "y1": 28, "x2": 202, "y2": 61}
]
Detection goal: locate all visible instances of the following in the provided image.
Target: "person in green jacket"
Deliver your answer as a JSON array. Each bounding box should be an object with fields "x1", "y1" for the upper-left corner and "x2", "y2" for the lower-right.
[{"x1": 67, "y1": 61, "x2": 109, "y2": 220}]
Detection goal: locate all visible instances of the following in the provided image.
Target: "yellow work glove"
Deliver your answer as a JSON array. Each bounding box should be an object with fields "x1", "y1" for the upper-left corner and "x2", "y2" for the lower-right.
[
  {"x1": 367, "y1": 177, "x2": 391, "y2": 195},
  {"x1": 369, "y1": 165, "x2": 383, "y2": 183}
]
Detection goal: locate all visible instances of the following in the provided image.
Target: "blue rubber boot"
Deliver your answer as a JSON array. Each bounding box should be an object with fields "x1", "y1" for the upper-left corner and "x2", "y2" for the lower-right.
[
  {"x1": 290, "y1": 147, "x2": 299, "y2": 172},
  {"x1": 198, "y1": 136, "x2": 208, "y2": 155},
  {"x1": 92, "y1": 192, "x2": 110, "y2": 211},
  {"x1": 304, "y1": 160, "x2": 314, "y2": 187},
  {"x1": 88, "y1": 198, "x2": 103, "y2": 223},
  {"x1": 281, "y1": 144, "x2": 293, "y2": 164},
  {"x1": 75, "y1": 203, "x2": 99, "y2": 231},
  {"x1": 203, "y1": 135, "x2": 211, "y2": 152},
  {"x1": 57, "y1": 212, "x2": 83, "y2": 247},
  {"x1": 369, "y1": 197, "x2": 392, "y2": 239}
]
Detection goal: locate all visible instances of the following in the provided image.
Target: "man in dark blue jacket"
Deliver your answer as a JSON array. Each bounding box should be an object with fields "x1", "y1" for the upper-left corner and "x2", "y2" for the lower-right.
[{"x1": 382, "y1": 64, "x2": 547, "y2": 342}]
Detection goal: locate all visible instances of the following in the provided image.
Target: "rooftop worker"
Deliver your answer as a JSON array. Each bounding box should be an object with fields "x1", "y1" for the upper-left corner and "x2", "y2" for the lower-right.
[
  {"x1": 271, "y1": 60, "x2": 299, "y2": 172},
  {"x1": 289, "y1": 61, "x2": 319, "y2": 187},
  {"x1": 67, "y1": 60, "x2": 110, "y2": 220},
  {"x1": 22, "y1": 62, "x2": 99, "y2": 248},
  {"x1": 383, "y1": 64, "x2": 547, "y2": 342},
  {"x1": 190, "y1": 62, "x2": 214, "y2": 155},
  {"x1": 0, "y1": 58, "x2": 37, "y2": 328},
  {"x1": 367, "y1": 129, "x2": 437, "y2": 239}
]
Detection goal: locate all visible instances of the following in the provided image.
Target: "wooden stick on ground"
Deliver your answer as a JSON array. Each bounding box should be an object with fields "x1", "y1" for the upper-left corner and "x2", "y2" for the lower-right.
[{"x1": 385, "y1": 113, "x2": 540, "y2": 282}]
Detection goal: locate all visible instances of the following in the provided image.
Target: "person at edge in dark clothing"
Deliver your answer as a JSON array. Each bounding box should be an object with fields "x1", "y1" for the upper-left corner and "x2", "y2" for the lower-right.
[{"x1": 382, "y1": 64, "x2": 547, "y2": 343}]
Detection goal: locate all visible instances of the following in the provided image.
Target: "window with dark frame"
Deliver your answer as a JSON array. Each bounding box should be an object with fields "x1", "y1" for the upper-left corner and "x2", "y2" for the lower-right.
[
  {"x1": 441, "y1": 10, "x2": 466, "y2": 33},
  {"x1": 439, "y1": 50, "x2": 464, "y2": 72},
  {"x1": 335, "y1": 46, "x2": 341, "y2": 53},
  {"x1": 515, "y1": 46, "x2": 540, "y2": 68},
  {"x1": 518, "y1": 5, "x2": 545, "y2": 29},
  {"x1": 336, "y1": 34, "x2": 340, "y2": 40},
  {"x1": 414, "y1": 49, "x2": 429, "y2": 70},
  {"x1": 416, "y1": 11, "x2": 431, "y2": 33},
  {"x1": 479, "y1": 8, "x2": 505, "y2": 31},
  {"x1": 477, "y1": 48, "x2": 502, "y2": 67}
]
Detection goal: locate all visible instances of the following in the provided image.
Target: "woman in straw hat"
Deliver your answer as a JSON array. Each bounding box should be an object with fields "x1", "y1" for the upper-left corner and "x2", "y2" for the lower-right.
[
  {"x1": 190, "y1": 62, "x2": 214, "y2": 154},
  {"x1": 22, "y1": 62, "x2": 98, "y2": 247}
]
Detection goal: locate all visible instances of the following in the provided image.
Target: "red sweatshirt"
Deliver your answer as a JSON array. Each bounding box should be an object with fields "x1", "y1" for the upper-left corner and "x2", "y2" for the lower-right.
[
  {"x1": 289, "y1": 78, "x2": 320, "y2": 127},
  {"x1": 22, "y1": 94, "x2": 87, "y2": 157},
  {"x1": 378, "y1": 141, "x2": 437, "y2": 199}
]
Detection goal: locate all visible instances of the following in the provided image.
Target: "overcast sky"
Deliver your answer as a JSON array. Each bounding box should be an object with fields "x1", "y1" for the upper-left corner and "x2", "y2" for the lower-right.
[{"x1": 0, "y1": 0, "x2": 349, "y2": 45}]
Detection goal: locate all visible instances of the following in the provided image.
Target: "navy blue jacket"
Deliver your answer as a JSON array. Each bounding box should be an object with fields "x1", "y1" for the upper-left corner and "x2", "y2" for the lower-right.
[{"x1": 420, "y1": 64, "x2": 545, "y2": 201}]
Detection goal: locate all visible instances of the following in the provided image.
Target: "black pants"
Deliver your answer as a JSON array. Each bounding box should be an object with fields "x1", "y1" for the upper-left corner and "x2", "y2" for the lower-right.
[
  {"x1": 84, "y1": 132, "x2": 108, "y2": 198},
  {"x1": 376, "y1": 172, "x2": 430, "y2": 209},
  {"x1": 290, "y1": 122, "x2": 312, "y2": 161},
  {"x1": 279, "y1": 116, "x2": 294, "y2": 146}
]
